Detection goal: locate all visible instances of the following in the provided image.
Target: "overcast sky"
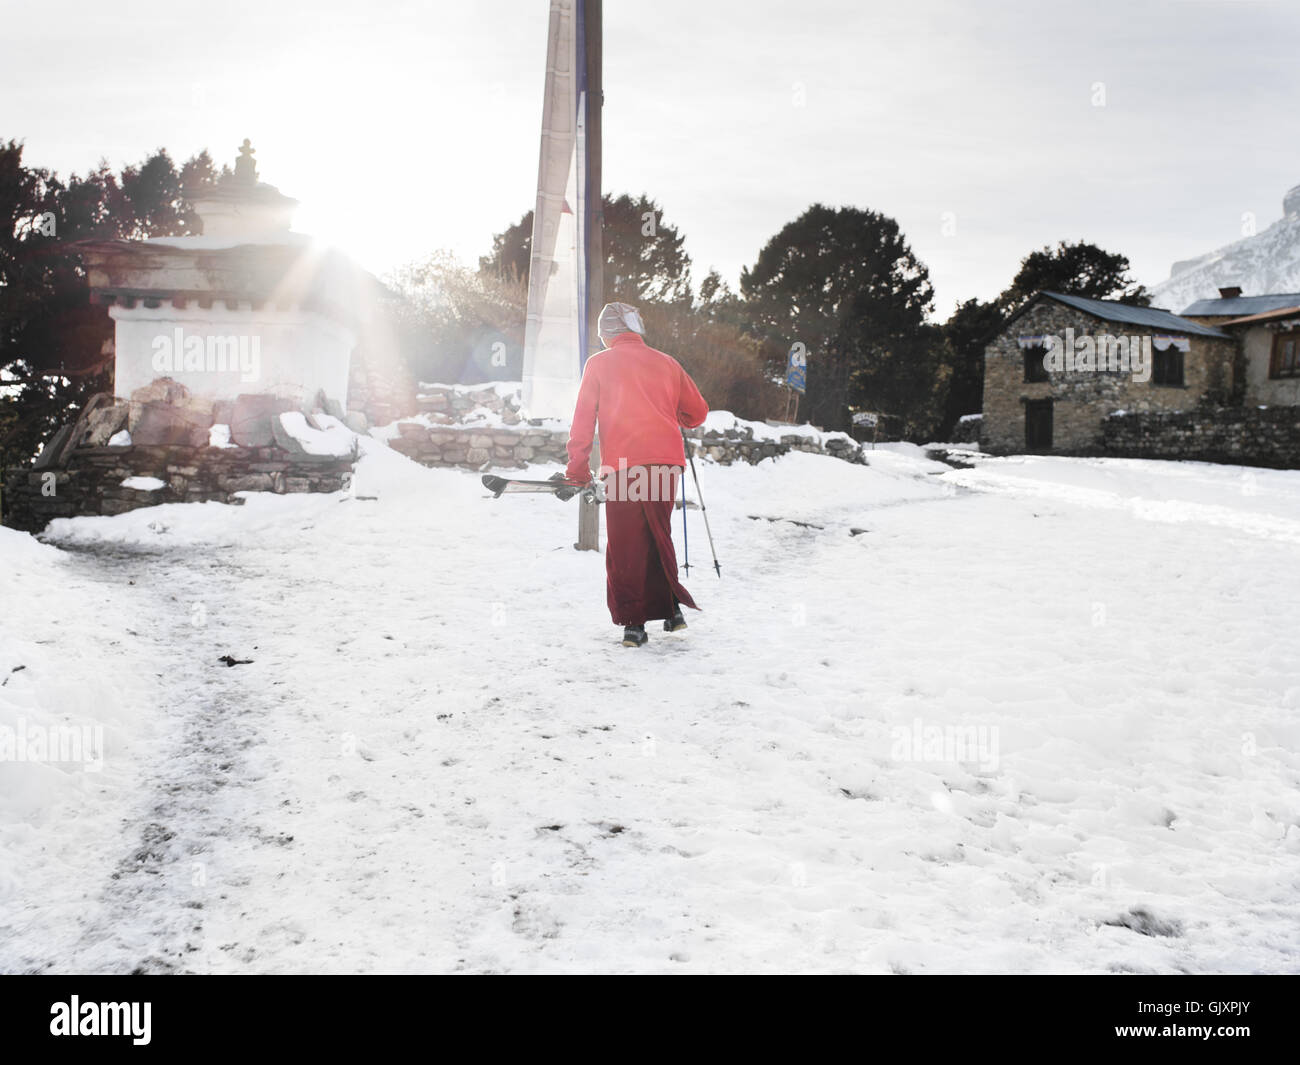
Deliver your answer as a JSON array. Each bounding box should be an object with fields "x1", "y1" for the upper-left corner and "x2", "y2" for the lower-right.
[{"x1": 2, "y1": 0, "x2": 1296, "y2": 316}]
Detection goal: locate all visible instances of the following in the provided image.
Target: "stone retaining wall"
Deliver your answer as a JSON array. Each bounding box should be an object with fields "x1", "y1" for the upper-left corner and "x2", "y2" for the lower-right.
[
  {"x1": 1, "y1": 375, "x2": 363, "y2": 532},
  {"x1": 3, "y1": 379, "x2": 870, "y2": 532},
  {"x1": 388, "y1": 425, "x2": 569, "y2": 468},
  {"x1": 3, "y1": 444, "x2": 353, "y2": 533},
  {"x1": 689, "y1": 427, "x2": 866, "y2": 466},
  {"x1": 1099, "y1": 407, "x2": 1300, "y2": 468},
  {"x1": 402, "y1": 383, "x2": 868, "y2": 469},
  {"x1": 388, "y1": 418, "x2": 867, "y2": 471},
  {"x1": 416, "y1": 383, "x2": 526, "y2": 425}
]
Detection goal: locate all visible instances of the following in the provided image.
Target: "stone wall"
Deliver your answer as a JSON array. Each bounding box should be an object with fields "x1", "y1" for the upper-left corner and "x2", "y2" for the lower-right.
[
  {"x1": 388, "y1": 383, "x2": 868, "y2": 471},
  {"x1": 983, "y1": 299, "x2": 1238, "y2": 454},
  {"x1": 3, "y1": 379, "x2": 870, "y2": 532},
  {"x1": 348, "y1": 340, "x2": 418, "y2": 428},
  {"x1": 1, "y1": 377, "x2": 358, "y2": 533},
  {"x1": 1100, "y1": 407, "x2": 1300, "y2": 468},
  {"x1": 416, "y1": 383, "x2": 527, "y2": 426},
  {"x1": 390, "y1": 386, "x2": 869, "y2": 471},
  {"x1": 952, "y1": 414, "x2": 982, "y2": 444},
  {"x1": 388, "y1": 424, "x2": 570, "y2": 468},
  {"x1": 386, "y1": 421, "x2": 866, "y2": 471},
  {"x1": 688, "y1": 426, "x2": 866, "y2": 466},
  {"x1": 3, "y1": 444, "x2": 352, "y2": 533}
]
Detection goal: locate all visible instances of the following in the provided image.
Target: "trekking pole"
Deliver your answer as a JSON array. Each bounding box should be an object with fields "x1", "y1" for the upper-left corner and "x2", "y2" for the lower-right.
[
  {"x1": 679, "y1": 457, "x2": 690, "y2": 575},
  {"x1": 681, "y1": 429, "x2": 721, "y2": 577}
]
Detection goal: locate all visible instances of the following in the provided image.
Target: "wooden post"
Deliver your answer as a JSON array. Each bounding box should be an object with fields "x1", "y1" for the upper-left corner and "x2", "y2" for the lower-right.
[{"x1": 577, "y1": 0, "x2": 603, "y2": 552}]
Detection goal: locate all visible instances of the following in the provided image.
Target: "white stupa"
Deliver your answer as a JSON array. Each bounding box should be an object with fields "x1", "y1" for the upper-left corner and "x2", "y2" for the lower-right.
[{"x1": 78, "y1": 140, "x2": 381, "y2": 409}]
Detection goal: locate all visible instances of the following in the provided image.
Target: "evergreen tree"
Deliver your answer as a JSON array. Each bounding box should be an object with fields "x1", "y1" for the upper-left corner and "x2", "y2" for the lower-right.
[
  {"x1": 0, "y1": 141, "x2": 220, "y2": 473},
  {"x1": 938, "y1": 297, "x2": 1002, "y2": 438},
  {"x1": 997, "y1": 240, "x2": 1150, "y2": 316},
  {"x1": 740, "y1": 204, "x2": 934, "y2": 432},
  {"x1": 480, "y1": 192, "x2": 693, "y2": 305}
]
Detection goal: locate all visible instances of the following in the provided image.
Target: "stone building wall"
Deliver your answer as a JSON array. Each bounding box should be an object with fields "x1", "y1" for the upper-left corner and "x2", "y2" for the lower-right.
[
  {"x1": 1100, "y1": 407, "x2": 1300, "y2": 468},
  {"x1": 982, "y1": 300, "x2": 1237, "y2": 454},
  {"x1": 1239, "y1": 324, "x2": 1300, "y2": 408}
]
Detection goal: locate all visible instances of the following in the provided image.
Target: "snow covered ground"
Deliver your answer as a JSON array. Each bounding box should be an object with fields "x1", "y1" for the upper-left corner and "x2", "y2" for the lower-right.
[{"x1": 2, "y1": 440, "x2": 1299, "y2": 974}]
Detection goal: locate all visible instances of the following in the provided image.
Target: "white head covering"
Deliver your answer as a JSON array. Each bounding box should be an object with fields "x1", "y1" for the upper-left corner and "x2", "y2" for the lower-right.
[{"x1": 598, "y1": 302, "x2": 645, "y2": 341}]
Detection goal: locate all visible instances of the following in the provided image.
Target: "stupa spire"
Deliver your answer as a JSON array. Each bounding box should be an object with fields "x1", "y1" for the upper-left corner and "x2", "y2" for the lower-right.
[{"x1": 233, "y1": 138, "x2": 258, "y2": 185}]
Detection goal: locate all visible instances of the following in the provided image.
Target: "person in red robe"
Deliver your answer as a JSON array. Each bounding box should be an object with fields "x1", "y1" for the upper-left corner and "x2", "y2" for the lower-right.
[{"x1": 565, "y1": 302, "x2": 710, "y2": 647}]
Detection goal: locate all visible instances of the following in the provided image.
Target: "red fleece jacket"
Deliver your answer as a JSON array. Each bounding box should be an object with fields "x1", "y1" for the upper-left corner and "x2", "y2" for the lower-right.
[{"x1": 565, "y1": 332, "x2": 709, "y2": 483}]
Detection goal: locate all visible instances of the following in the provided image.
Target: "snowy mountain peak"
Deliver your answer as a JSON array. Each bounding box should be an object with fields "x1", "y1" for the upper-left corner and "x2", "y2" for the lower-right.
[
  {"x1": 1152, "y1": 181, "x2": 1300, "y2": 314},
  {"x1": 1284, "y1": 183, "x2": 1300, "y2": 219}
]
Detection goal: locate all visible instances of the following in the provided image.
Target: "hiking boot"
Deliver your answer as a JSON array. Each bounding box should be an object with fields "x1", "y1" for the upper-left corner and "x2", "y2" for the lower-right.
[
  {"x1": 663, "y1": 609, "x2": 687, "y2": 633},
  {"x1": 622, "y1": 625, "x2": 649, "y2": 647}
]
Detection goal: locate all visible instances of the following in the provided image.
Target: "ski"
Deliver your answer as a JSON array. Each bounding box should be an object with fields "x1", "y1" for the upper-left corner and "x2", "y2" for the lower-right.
[{"x1": 481, "y1": 473, "x2": 599, "y2": 502}]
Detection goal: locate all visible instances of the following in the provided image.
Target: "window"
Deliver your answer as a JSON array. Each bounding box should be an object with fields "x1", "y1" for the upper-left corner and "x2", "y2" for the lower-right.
[
  {"x1": 1023, "y1": 344, "x2": 1049, "y2": 383},
  {"x1": 1271, "y1": 333, "x2": 1299, "y2": 379},
  {"x1": 1152, "y1": 347, "x2": 1184, "y2": 387}
]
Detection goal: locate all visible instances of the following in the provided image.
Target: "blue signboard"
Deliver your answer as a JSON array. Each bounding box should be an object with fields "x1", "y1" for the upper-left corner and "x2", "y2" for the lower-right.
[{"x1": 786, "y1": 344, "x2": 807, "y2": 394}]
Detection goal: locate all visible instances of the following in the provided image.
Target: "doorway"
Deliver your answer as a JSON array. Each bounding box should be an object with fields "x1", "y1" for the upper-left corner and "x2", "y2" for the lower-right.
[{"x1": 1025, "y1": 399, "x2": 1053, "y2": 452}]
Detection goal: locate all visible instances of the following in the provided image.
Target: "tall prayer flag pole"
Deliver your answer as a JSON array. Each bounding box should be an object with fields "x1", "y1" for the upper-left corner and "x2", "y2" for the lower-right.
[
  {"x1": 520, "y1": 0, "x2": 602, "y2": 551},
  {"x1": 576, "y1": 0, "x2": 602, "y2": 551}
]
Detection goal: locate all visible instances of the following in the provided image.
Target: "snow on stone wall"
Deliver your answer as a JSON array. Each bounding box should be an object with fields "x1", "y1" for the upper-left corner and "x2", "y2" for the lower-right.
[
  {"x1": 387, "y1": 383, "x2": 868, "y2": 471},
  {"x1": 3, "y1": 444, "x2": 353, "y2": 533}
]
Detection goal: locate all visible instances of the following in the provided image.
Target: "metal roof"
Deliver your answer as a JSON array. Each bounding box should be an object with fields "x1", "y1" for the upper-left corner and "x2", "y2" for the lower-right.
[
  {"x1": 1217, "y1": 306, "x2": 1300, "y2": 326},
  {"x1": 1181, "y1": 292, "x2": 1300, "y2": 317},
  {"x1": 1037, "y1": 291, "x2": 1231, "y2": 338}
]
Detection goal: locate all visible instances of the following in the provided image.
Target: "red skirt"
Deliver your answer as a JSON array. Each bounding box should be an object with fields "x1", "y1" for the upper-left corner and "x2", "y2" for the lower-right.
[{"x1": 603, "y1": 465, "x2": 698, "y2": 626}]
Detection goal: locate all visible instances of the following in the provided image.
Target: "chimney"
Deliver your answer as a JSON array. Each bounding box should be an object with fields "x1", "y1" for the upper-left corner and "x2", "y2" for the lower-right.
[{"x1": 1218, "y1": 286, "x2": 1243, "y2": 299}]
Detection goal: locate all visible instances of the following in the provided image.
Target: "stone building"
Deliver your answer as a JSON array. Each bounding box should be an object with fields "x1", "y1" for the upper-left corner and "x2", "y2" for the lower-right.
[
  {"x1": 1181, "y1": 289, "x2": 1300, "y2": 409},
  {"x1": 981, "y1": 291, "x2": 1236, "y2": 454}
]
